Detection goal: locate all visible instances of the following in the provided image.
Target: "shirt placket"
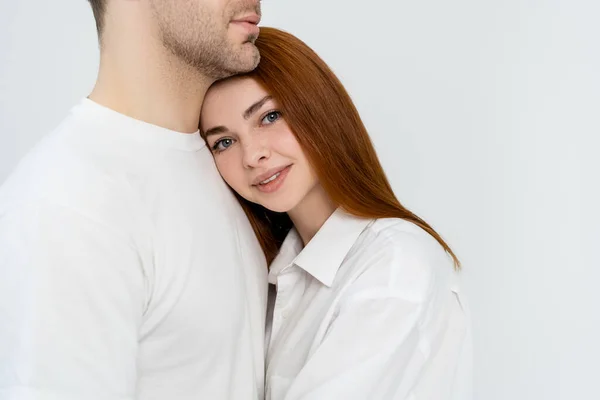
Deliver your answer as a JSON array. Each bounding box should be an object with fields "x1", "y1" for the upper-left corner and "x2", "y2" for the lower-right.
[{"x1": 269, "y1": 264, "x2": 304, "y2": 349}]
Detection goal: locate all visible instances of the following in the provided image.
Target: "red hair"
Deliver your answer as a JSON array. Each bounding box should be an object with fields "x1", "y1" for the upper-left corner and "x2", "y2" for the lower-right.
[{"x1": 212, "y1": 27, "x2": 460, "y2": 269}]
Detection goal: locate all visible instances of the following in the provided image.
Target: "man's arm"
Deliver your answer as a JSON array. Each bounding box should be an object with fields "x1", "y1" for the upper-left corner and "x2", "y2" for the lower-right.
[{"x1": 0, "y1": 199, "x2": 145, "y2": 400}]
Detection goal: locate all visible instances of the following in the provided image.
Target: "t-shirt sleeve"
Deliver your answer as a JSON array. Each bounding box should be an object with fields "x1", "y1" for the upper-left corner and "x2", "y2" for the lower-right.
[{"x1": 0, "y1": 199, "x2": 145, "y2": 400}]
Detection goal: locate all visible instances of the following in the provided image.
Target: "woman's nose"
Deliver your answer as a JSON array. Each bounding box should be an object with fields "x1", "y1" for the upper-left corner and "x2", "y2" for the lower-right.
[{"x1": 242, "y1": 139, "x2": 271, "y2": 169}]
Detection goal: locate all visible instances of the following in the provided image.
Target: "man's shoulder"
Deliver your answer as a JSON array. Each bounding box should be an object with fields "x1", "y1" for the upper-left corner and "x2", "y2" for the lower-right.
[{"x1": 0, "y1": 116, "x2": 145, "y2": 232}]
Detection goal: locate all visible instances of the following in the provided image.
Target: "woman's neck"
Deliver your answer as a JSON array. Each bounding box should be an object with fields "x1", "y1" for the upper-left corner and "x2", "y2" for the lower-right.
[{"x1": 287, "y1": 184, "x2": 336, "y2": 246}]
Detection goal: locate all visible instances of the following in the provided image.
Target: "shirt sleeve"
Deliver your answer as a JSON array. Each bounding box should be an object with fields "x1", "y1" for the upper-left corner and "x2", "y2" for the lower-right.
[
  {"x1": 0, "y1": 199, "x2": 145, "y2": 400},
  {"x1": 280, "y1": 232, "x2": 457, "y2": 400},
  {"x1": 281, "y1": 296, "x2": 427, "y2": 400}
]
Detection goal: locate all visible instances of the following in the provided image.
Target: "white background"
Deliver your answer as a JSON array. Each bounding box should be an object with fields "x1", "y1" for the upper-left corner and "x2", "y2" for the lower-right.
[{"x1": 1, "y1": 1, "x2": 599, "y2": 399}]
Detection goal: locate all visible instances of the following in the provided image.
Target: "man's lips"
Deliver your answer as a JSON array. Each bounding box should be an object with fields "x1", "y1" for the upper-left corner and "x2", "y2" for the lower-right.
[
  {"x1": 230, "y1": 15, "x2": 260, "y2": 37},
  {"x1": 231, "y1": 13, "x2": 261, "y2": 25}
]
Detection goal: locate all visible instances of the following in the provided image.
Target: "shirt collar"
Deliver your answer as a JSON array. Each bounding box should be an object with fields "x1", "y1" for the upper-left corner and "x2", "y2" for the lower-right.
[
  {"x1": 268, "y1": 208, "x2": 373, "y2": 287},
  {"x1": 268, "y1": 228, "x2": 303, "y2": 284}
]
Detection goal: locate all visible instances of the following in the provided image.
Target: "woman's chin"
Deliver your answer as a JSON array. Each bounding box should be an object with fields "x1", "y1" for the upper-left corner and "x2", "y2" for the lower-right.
[{"x1": 258, "y1": 200, "x2": 295, "y2": 214}]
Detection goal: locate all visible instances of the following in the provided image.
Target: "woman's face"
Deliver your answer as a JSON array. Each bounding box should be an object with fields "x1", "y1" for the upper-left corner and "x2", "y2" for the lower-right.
[{"x1": 200, "y1": 77, "x2": 319, "y2": 213}]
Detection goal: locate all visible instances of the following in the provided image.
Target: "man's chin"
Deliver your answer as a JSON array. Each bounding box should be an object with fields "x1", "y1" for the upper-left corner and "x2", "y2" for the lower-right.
[
  {"x1": 235, "y1": 45, "x2": 261, "y2": 71},
  {"x1": 209, "y1": 46, "x2": 260, "y2": 80}
]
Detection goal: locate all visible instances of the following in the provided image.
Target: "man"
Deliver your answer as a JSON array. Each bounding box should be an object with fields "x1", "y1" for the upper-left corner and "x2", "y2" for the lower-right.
[{"x1": 0, "y1": 1, "x2": 267, "y2": 399}]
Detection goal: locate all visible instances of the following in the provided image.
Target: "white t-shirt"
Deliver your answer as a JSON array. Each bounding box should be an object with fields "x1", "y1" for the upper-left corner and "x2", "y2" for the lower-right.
[
  {"x1": 0, "y1": 99, "x2": 268, "y2": 400},
  {"x1": 265, "y1": 209, "x2": 472, "y2": 400}
]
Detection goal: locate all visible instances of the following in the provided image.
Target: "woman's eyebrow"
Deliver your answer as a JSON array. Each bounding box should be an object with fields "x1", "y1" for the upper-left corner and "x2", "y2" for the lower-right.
[
  {"x1": 204, "y1": 125, "x2": 229, "y2": 137},
  {"x1": 204, "y1": 95, "x2": 273, "y2": 137},
  {"x1": 243, "y1": 95, "x2": 272, "y2": 120}
]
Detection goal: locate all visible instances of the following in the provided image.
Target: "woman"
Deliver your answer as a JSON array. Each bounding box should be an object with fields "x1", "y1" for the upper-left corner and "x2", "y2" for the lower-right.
[{"x1": 200, "y1": 27, "x2": 471, "y2": 400}]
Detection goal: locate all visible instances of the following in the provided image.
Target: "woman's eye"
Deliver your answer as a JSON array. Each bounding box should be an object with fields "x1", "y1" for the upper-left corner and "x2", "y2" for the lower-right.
[
  {"x1": 212, "y1": 138, "x2": 235, "y2": 152},
  {"x1": 261, "y1": 111, "x2": 281, "y2": 125}
]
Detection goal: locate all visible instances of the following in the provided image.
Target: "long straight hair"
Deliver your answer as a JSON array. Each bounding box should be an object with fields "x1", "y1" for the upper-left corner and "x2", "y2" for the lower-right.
[{"x1": 220, "y1": 27, "x2": 460, "y2": 269}]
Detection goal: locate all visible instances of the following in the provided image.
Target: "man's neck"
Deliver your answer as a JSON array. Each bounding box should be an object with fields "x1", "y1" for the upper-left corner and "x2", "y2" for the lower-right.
[{"x1": 89, "y1": 7, "x2": 212, "y2": 134}]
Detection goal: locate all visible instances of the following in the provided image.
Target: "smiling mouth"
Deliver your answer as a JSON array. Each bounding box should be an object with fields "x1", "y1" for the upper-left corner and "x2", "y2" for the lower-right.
[
  {"x1": 253, "y1": 165, "x2": 292, "y2": 194},
  {"x1": 259, "y1": 172, "x2": 281, "y2": 185}
]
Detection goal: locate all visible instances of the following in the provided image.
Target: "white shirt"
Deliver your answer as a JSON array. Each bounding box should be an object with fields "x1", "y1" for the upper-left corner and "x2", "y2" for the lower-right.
[
  {"x1": 266, "y1": 209, "x2": 472, "y2": 400},
  {"x1": 0, "y1": 99, "x2": 268, "y2": 400}
]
